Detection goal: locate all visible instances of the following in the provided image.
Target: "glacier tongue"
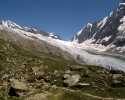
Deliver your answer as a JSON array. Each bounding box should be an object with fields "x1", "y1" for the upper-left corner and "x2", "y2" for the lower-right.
[{"x1": 43, "y1": 38, "x2": 125, "y2": 72}]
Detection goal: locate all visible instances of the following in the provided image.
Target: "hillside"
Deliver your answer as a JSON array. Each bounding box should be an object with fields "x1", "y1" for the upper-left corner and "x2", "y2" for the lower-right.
[{"x1": 0, "y1": 31, "x2": 125, "y2": 100}]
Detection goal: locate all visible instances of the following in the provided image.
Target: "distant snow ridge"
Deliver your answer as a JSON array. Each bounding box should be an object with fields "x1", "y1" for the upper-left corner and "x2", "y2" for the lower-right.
[{"x1": 0, "y1": 20, "x2": 60, "y2": 39}]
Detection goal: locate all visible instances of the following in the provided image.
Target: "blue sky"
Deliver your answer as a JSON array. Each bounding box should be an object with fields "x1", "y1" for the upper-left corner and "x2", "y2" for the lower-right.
[{"x1": 0, "y1": 0, "x2": 120, "y2": 40}]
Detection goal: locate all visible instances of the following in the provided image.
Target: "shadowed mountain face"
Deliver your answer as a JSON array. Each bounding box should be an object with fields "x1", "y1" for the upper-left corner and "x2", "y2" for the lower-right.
[{"x1": 73, "y1": 1, "x2": 125, "y2": 47}]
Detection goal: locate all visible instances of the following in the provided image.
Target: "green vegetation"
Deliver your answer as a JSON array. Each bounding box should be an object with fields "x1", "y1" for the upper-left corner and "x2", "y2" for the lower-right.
[{"x1": 0, "y1": 34, "x2": 125, "y2": 100}]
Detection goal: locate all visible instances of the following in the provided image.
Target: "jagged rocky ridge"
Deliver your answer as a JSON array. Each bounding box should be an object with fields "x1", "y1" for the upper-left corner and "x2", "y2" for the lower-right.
[{"x1": 73, "y1": 1, "x2": 125, "y2": 53}]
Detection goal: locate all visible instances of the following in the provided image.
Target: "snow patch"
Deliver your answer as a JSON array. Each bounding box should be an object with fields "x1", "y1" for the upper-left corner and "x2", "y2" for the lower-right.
[
  {"x1": 76, "y1": 28, "x2": 83, "y2": 36},
  {"x1": 87, "y1": 23, "x2": 92, "y2": 28},
  {"x1": 97, "y1": 17, "x2": 108, "y2": 29},
  {"x1": 49, "y1": 32, "x2": 59, "y2": 39},
  {"x1": 110, "y1": 11, "x2": 113, "y2": 17},
  {"x1": 101, "y1": 36, "x2": 111, "y2": 42},
  {"x1": 76, "y1": 23, "x2": 92, "y2": 37},
  {"x1": 119, "y1": 3, "x2": 125, "y2": 6},
  {"x1": 118, "y1": 16, "x2": 125, "y2": 32}
]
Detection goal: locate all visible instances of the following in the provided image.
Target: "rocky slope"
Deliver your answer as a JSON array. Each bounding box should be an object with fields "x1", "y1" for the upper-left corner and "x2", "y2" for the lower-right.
[
  {"x1": 73, "y1": 1, "x2": 125, "y2": 53},
  {"x1": 0, "y1": 36, "x2": 125, "y2": 100}
]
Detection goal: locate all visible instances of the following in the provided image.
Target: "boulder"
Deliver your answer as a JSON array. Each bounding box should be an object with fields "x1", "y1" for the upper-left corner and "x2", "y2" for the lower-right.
[
  {"x1": 63, "y1": 74, "x2": 81, "y2": 87},
  {"x1": 9, "y1": 79, "x2": 28, "y2": 96}
]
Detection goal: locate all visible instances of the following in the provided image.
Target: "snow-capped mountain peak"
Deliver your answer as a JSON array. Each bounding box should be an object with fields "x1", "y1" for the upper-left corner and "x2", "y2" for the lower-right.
[
  {"x1": 0, "y1": 20, "x2": 40, "y2": 33},
  {"x1": 75, "y1": 23, "x2": 93, "y2": 37}
]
